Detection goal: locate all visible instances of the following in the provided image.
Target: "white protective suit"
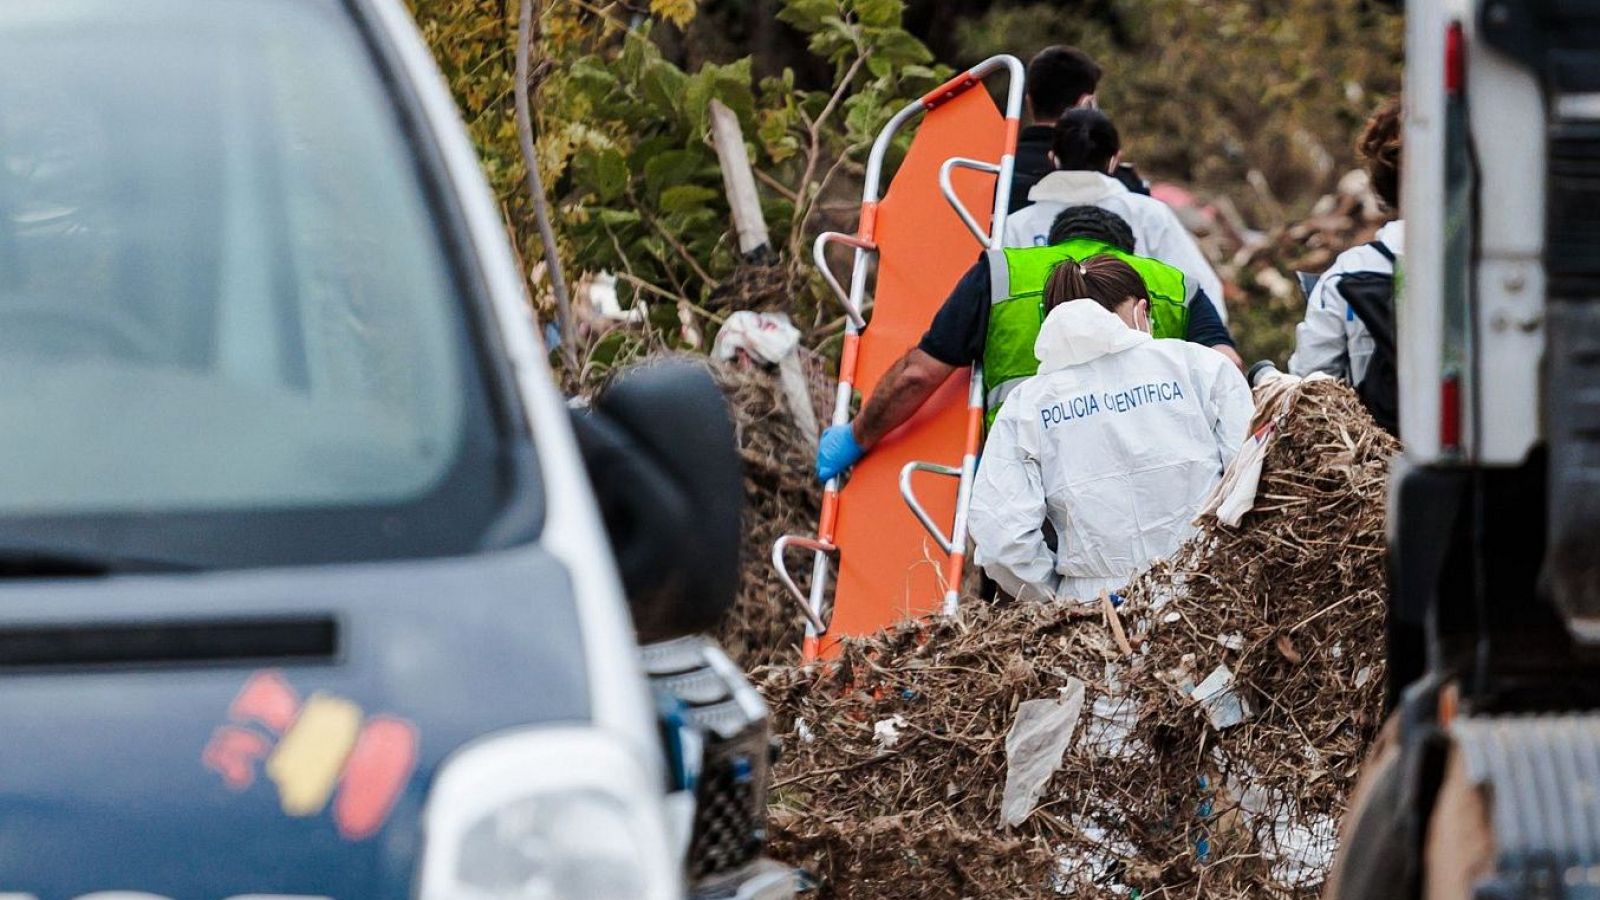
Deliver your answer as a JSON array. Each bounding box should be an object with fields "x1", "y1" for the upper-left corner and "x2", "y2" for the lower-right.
[
  {"x1": 968, "y1": 300, "x2": 1253, "y2": 602},
  {"x1": 1287, "y1": 219, "x2": 1404, "y2": 385},
  {"x1": 1004, "y1": 170, "x2": 1229, "y2": 323}
]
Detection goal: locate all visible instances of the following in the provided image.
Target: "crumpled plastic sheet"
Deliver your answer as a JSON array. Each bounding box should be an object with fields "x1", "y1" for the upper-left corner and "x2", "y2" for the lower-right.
[
  {"x1": 1221, "y1": 752, "x2": 1338, "y2": 888},
  {"x1": 1001, "y1": 678, "x2": 1087, "y2": 827},
  {"x1": 1196, "y1": 370, "x2": 1335, "y2": 526},
  {"x1": 712, "y1": 310, "x2": 818, "y2": 445},
  {"x1": 1052, "y1": 818, "x2": 1140, "y2": 896},
  {"x1": 1079, "y1": 664, "x2": 1146, "y2": 761},
  {"x1": 1192, "y1": 664, "x2": 1253, "y2": 730}
]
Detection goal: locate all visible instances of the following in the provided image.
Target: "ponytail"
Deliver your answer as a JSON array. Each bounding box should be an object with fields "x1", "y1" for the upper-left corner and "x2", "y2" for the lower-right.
[{"x1": 1043, "y1": 255, "x2": 1147, "y2": 314}]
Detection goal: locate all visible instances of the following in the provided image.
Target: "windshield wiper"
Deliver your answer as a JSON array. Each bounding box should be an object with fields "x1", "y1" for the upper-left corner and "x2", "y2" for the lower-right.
[{"x1": 0, "y1": 543, "x2": 199, "y2": 577}]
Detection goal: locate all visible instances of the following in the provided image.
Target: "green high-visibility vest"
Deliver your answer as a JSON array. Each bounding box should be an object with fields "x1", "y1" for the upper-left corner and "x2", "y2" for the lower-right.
[{"x1": 981, "y1": 238, "x2": 1192, "y2": 423}]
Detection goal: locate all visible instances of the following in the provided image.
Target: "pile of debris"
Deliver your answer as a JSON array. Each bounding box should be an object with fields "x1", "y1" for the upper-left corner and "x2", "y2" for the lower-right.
[
  {"x1": 711, "y1": 347, "x2": 830, "y2": 670},
  {"x1": 759, "y1": 378, "x2": 1397, "y2": 898}
]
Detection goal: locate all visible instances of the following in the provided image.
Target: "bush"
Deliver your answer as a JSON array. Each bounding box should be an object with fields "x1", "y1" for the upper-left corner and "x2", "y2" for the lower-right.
[
  {"x1": 955, "y1": 0, "x2": 1403, "y2": 222},
  {"x1": 408, "y1": 0, "x2": 949, "y2": 379}
]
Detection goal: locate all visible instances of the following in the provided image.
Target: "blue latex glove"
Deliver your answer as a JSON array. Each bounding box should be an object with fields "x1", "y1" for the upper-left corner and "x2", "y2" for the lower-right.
[{"x1": 817, "y1": 424, "x2": 865, "y2": 482}]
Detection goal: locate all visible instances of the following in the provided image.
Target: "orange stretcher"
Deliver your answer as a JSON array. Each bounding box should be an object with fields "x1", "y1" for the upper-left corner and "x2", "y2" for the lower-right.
[{"x1": 772, "y1": 55, "x2": 1025, "y2": 659}]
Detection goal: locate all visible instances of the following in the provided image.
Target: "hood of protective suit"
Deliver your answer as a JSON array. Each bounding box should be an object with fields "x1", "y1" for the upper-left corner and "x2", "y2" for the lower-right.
[
  {"x1": 1375, "y1": 219, "x2": 1405, "y2": 255},
  {"x1": 1026, "y1": 170, "x2": 1126, "y2": 205},
  {"x1": 1003, "y1": 171, "x2": 1229, "y2": 325},
  {"x1": 1035, "y1": 299, "x2": 1149, "y2": 372}
]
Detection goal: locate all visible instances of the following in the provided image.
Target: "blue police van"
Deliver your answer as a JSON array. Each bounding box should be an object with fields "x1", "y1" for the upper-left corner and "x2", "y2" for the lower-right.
[{"x1": 0, "y1": 1, "x2": 788, "y2": 897}]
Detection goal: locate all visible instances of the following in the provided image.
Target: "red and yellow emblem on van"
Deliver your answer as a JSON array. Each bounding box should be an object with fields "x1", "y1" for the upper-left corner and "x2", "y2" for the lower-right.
[{"x1": 201, "y1": 670, "x2": 418, "y2": 841}]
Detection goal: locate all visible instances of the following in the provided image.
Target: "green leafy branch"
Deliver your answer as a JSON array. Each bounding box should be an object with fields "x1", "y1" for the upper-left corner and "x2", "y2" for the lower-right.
[{"x1": 412, "y1": 0, "x2": 948, "y2": 377}]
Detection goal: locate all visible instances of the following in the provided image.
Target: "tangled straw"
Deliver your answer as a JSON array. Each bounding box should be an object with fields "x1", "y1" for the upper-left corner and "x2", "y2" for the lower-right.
[{"x1": 758, "y1": 378, "x2": 1397, "y2": 899}]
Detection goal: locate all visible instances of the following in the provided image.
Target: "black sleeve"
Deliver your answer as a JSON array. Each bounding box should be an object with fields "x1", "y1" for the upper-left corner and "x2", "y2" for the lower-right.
[
  {"x1": 1113, "y1": 162, "x2": 1151, "y2": 196},
  {"x1": 917, "y1": 254, "x2": 991, "y2": 367},
  {"x1": 1184, "y1": 289, "x2": 1235, "y2": 347}
]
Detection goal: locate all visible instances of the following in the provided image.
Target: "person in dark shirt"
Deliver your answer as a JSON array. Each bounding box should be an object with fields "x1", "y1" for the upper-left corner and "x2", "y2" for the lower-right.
[
  {"x1": 815, "y1": 207, "x2": 1241, "y2": 481},
  {"x1": 1010, "y1": 46, "x2": 1149, "y2": 213}
]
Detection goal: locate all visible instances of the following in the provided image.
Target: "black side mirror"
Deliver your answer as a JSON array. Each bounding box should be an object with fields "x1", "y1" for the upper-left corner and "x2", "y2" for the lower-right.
[{"x1": 570, "y1": 360, "x2": 743, "y2": 642}]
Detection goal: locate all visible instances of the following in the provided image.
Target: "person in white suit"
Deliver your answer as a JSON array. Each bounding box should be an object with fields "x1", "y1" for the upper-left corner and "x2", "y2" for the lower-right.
[
  {"x1": 968, "y1": 255, "x2": 1252, "y2": 602},
  {"x1": 1004, "y1": 108, "x2": 1229, "y2": 323}
]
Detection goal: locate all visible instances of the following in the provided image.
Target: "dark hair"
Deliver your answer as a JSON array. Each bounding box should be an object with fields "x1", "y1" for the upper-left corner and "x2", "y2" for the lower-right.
[
  {"x1": 1044, "y1": 255, "x2": 1147, "y2": 314},
  {"x1": 1047, "y1": 205, "x2": 1136, "y2": 253},
  {"x1": 1051, "y1": 108, "x2": 1120, "y2": 173},
  {"x1": 1026, "y1": 46, "x2": 1102, "y2": 121},
  {"x1": 1359, "y1": 98, "x2": 1403, "y2": 209}
]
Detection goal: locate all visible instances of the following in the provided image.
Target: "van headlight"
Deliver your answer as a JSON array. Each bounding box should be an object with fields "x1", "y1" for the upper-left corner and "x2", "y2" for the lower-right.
[{"x1": 419, "y1": 727, "x2": 682, "y2": 900}]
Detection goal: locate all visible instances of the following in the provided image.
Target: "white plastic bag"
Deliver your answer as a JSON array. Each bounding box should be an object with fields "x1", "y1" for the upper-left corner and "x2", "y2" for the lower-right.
[
  {"x1": 713, "y1": 310, "x2": 818, "y2": 444},
  {"x1": 1196, "y1": 371, "x2": 1334, "y2": 526},
  {"x1": 1080, "y1": 664, "x2": 1143, "y2": 760},
  {"x1": 1000, "y1": 678, "x2": 1086, "y2": 827},
  {"x1": 1192, "y1": 664, "x2": 1252, "y2": 730},
  {"x1": 873, "y1": 715, "x2": 907, "y2": 751}
]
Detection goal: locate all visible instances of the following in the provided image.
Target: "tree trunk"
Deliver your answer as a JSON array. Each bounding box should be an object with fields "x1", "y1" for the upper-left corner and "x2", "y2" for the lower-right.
[
  {"x1": 515, "y1": 0, "x2": 577, "y2": 373},
  {"x1": 708, "y1": 98, "x2": 772, "y2": 261}
]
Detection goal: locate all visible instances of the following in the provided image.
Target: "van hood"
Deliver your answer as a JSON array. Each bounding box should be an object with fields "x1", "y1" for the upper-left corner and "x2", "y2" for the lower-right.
[
  {"x1": 0, "y1": 547, "x2": 591, "y2": 899},
  {"x1": 1036, "y1": 299, "x2": 1150, "y2": 372}
]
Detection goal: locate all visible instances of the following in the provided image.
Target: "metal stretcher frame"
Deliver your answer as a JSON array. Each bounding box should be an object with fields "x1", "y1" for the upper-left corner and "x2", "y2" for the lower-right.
[{"x1": 772, "y1": 55, "x2": 1025, "y2": 660}]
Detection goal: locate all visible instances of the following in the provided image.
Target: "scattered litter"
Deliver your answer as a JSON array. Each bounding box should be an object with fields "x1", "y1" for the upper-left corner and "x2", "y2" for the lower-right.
[
  {"x1": 1192, "y1": 664, "x2": 1252, "y2": 730},
  {"x1": 1222, "y1": 759, "x2": 1340, "y2": 889},
  {"x1": 584, "y1": 271, "x2": 647, "y2": 322},
  {"x1": 1053, "y1": 819, "x2": 1140, "y2": 896},
  {"x1": 1147, "y1": 580, "x2": 1180, "y2": 611},
  {"x1": 873, "y1": 715, "x2": 907, "y2": 751},
  {"x1": 712, "y1": 311, "x2": 818, "y2": 442},
  {"x1": 1000, "y1": 680, "x2": 1087, "y2": 827},
  {"x1": 1080, "y1": 665, "x2": 1143, "y2": 760}
]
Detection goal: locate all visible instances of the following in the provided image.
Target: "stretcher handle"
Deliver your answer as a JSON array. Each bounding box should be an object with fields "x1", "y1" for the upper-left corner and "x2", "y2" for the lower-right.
[
  {"x1": 938, "y1": 157, "x2": 1003, "y2": 248},
  {"x1": 899, "y1": 461, "x2": 962, "y2": 555},
  {"x1": 771, "y1": 534, "x2": 836, "y2": 635},
  {"x1": 919, "y1": 55, "x2": 1025, "y2": 111},
  {"x1": 811, "y1": 231, "x2": 873, "y2": 330}
]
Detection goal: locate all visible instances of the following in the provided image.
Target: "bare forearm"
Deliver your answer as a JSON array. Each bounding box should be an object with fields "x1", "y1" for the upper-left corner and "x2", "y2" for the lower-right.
[{"x1": 853, "y1": 350, "x2": 952, "y2": 449}]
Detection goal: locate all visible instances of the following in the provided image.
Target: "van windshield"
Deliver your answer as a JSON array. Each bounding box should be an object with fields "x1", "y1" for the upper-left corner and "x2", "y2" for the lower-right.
[{"x1": 0, "y1": 0, "x2": 528, "y2": 569}]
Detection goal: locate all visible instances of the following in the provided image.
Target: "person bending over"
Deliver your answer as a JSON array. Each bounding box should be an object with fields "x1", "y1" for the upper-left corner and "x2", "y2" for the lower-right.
[
  {"x1": 967, "y1": 256, "x2": 1251, "y2": 602},
  {"x1": 815, "y1": 206, "x2": 1240, "y2": 481}
]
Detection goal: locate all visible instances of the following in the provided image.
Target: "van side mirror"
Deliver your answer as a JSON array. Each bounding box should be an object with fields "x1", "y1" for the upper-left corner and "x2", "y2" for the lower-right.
[{"x1": 570, "y1": 361, "x2": 743, "y2": 642}]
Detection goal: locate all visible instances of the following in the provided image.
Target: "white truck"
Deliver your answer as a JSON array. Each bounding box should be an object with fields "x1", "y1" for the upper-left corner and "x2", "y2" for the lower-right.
[{"x1": 1329, "y1": 1, "x2": 1600, "y2": 897}]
